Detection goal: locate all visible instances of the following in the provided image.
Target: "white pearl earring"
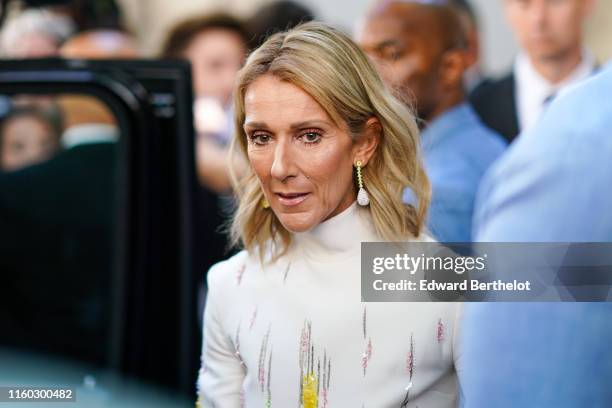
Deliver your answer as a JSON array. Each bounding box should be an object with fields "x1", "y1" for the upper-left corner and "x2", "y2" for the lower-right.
[{"x1": 355, "y1": 160, "x2": 370, "y2": 206}]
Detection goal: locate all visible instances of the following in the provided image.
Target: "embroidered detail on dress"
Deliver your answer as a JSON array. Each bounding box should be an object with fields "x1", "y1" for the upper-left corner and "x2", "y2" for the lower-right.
[
  {"x1": 406, "y1": 333, "x2": 415, "y2": 378},
  {"x1": 236, "y1": 263, "x2": 246, "y2": 286},
  {"x1": 321, "y1": 351, "x2": 331, "y2": 408},
  {"x1": 437, "y1": 318, "x2": 445, "y2": 343},
  {"x1": 298, "y1": 321, "x2": 311, "y2": 407},
  {"x1": 361, "y1": 337, "x2": 373, "y2": 377},
  {"x1": 302, "y1": 372, "x2": 318, "y2": 408},
  {"x1": 299, "y1": 320, "x2": 331, "y2": 408},
  {"x1": 361, "y1": 307, "x2": 372, "y2": 377},
  {"x1": 283, "y1": 262, "x2": 291, "y2": 284},
  {"x1": 258, "y1": 326, "x2": 271, "y2": 392},
  {"x1": 249, "y1": 306, "x2": 258, "y2": 331},
  {"x1": 362, "y1": 306, "x2": 367, "y2": 340},
  {"x1": 265, "y1": 347, "x2": 273, "y2": 407},
  {"x1": 234, "y1": 323, "x2": 245, "y2": 366},
  {"x1": 401, "y1": 333, "x2": 416, "y2": 408},
  {"x1": 239, "y1": 387, "x2": 245, "y2": 408}
]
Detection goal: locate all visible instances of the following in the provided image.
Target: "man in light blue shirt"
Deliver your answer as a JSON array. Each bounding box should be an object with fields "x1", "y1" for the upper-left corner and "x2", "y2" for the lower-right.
[
  {"x1": 357, "y1": 1, "x2": 507, "y2": 242},
  {"x1": 420, "y1": 103, "x2": 506, "y2": 242},
  {"x1": 460, "y1": 68, "x2": 612, "y2": 407}
]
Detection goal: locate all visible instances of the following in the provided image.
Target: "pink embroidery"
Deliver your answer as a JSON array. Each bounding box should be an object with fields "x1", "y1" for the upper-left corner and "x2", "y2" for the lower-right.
[
  {"x1": 401, "y1": 334, "x2": 415, "y2": 407},
  {"x1": 323, "y1": 352, "x2": 331, "y2": 407},
  {"x1": 321, "y1": 350, "x2": 330, "y2": 408},
  {"x1": 249, "y1": 307, "x2": 258, "y2": 331},
  {"x1": 239, "y1": 388, "x2": 245, "y2": 408},
  {"x1": 236, "y1": 263, "x2": 246, "y2": 286},
  {"x1": 437, "y1": 318, "x2": 445, "y2": 343},
  {"x1": 362, "y1": 337, "x2": 373, "y2": 376},
  {"x1": 258, "y1": 327, "x2": 271, "y2": 392},
  {"x1": 406, "y1": 333, "x2": 415, "y2": 378},
  {"x1": 300, "y1": 321, "x2": 311, "y2": 357}
]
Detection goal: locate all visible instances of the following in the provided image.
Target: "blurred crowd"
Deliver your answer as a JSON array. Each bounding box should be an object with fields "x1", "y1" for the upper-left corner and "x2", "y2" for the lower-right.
[
  {"x1": 0, "y1": 0, "x2": 605, "y2": 244},
  {"x1": 0, "y1": 0, "x2": 314, "y2": 193},
  {"x1": 0, "y1": 0, "x2": 316, "y2": 368}
]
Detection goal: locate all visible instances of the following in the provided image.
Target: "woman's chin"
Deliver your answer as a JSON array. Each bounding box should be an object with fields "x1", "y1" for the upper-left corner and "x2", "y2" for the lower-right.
[{"x1": 276, "y1": 212, "x2": 317, "y2": 233}]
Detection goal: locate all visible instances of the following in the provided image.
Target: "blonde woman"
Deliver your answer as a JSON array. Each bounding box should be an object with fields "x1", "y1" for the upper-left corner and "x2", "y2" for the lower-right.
[{"x1": 197, "y1": 22, "x2": 460, "y2": 407}]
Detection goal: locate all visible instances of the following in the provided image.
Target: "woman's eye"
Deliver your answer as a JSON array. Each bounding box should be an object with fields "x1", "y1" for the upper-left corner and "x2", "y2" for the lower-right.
[
  {"x1": 300, "y1": 130, "x2": 322, "y2": 144},
  {"x1": 250, "y1": 133, "x2": 271, "y2": 145}
]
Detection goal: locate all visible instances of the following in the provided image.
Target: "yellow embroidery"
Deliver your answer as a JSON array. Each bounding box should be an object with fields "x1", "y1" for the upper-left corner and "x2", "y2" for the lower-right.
[{"x1": 301, "y1": 373, "x2": 318, "y2": 408}]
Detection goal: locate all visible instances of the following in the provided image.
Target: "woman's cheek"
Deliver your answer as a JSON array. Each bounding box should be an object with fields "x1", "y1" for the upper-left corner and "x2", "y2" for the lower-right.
[{"x1": 248, "y1": 149, "x2": 273, "y2": 178}]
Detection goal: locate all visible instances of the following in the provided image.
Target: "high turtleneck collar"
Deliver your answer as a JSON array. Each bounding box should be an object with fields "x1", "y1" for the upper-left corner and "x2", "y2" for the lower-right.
[{"x1": 292, "y1": 201, "x2": 379, "y2": 262}]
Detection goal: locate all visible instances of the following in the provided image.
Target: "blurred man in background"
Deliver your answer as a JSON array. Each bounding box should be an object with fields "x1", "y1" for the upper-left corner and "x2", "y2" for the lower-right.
[
  {"x1": 449, "y1": 0, "x2": 482, "y2": 91},
  {"x1": 462, "y1": 66, "x2": 612, "y2": 408},
  {"x1": 470, "y1": 0, "x2": 597, "y2": 143},
  {"x1": 357, "y1": 0, "x2": 506, "y2": 242},
  {"x1": 162, "y1": 13, "x2": 247, "y2": 194}
]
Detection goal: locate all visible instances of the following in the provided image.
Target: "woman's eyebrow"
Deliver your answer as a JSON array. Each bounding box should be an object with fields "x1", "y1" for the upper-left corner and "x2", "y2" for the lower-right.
[
  {"x1": 243, "y1": 121, "x2": 269, "y2": 129},
  {"x1": 289, "y1": 120, "x2": 329, "y2": 130},
  {"x1": 244, "y1": 120, "x2": 330, "y2": 130}
]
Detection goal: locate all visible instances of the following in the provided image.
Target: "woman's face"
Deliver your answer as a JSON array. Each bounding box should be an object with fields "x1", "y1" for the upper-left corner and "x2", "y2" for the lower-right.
[{"x1": 243, "y1": 74, "x2": 361, "y2": 233}]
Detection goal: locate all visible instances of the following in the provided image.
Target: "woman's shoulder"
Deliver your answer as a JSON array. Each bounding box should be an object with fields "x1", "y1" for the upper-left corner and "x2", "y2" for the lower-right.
[
  {"x1": 206, "y1": 250, "x2": 251, "y2": 289},
  {"x1": 416, "y1": 232, "x2": 437, "y2": 243},
  {"x1": 207, "y1": 239, "x2": 285, "y2": 289}
]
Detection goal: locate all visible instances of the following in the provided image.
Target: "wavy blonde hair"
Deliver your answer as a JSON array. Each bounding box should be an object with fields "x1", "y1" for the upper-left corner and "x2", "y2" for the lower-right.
[{"x1": 229, "y1": 22, "x2": 430, "y2": 260}]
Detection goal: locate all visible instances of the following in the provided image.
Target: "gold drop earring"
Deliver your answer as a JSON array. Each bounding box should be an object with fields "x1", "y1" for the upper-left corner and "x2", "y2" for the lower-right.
[
  {"x1": 261, "y1": 195, "x2": 270, "y2": 209},
  {"x1": 355, "y1": 160, "x2": 370, "y2": 206}
]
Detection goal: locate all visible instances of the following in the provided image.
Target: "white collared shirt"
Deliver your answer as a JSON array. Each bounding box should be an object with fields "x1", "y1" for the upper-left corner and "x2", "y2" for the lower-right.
[{"x1": 514, "y1": 50, "x2": 596, "y2": 135}]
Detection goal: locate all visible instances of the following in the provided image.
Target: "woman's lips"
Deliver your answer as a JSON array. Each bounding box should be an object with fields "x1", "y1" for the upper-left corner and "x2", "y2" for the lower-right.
[{"x1": 275, "y1": 192, "x2": 310, "y2": 206}]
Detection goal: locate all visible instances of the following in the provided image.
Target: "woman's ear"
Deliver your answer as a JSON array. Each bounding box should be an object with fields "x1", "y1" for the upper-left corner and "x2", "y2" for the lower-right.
[{"x1": 354, "y1": 117, "x2": 381, "y2": 166}]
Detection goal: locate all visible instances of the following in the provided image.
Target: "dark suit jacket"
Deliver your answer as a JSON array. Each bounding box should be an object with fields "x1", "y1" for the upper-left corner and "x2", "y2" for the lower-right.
[
  {"x1": 469, "y1": 73, "x2": 520, "y2": 143},
  {"x1": 0, "y1": 142, "x2": 116, "y2": 365}
]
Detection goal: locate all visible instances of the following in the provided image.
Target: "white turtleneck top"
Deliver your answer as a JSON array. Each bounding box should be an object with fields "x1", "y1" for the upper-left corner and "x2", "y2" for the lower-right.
[{"x1": 197, "y1": 202, "x2": 461, "y2": 408}]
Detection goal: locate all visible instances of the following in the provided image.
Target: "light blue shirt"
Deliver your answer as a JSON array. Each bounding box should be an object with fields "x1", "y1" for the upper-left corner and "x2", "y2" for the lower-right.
[
  {"x1": 460, "y1": 68, "x2": 612, "y2": 407},
  {"x1": 406, "y1": 103, "x2": 506, "y2": 242},
  {"x1": 473, "y1": 70, "x2": 612, "y2": 242}
]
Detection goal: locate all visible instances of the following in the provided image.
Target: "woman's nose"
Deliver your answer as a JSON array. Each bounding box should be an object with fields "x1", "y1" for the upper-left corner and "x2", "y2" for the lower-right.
[{"x1": 270, "y1": 138, "x2": 297, "y2": 181}]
